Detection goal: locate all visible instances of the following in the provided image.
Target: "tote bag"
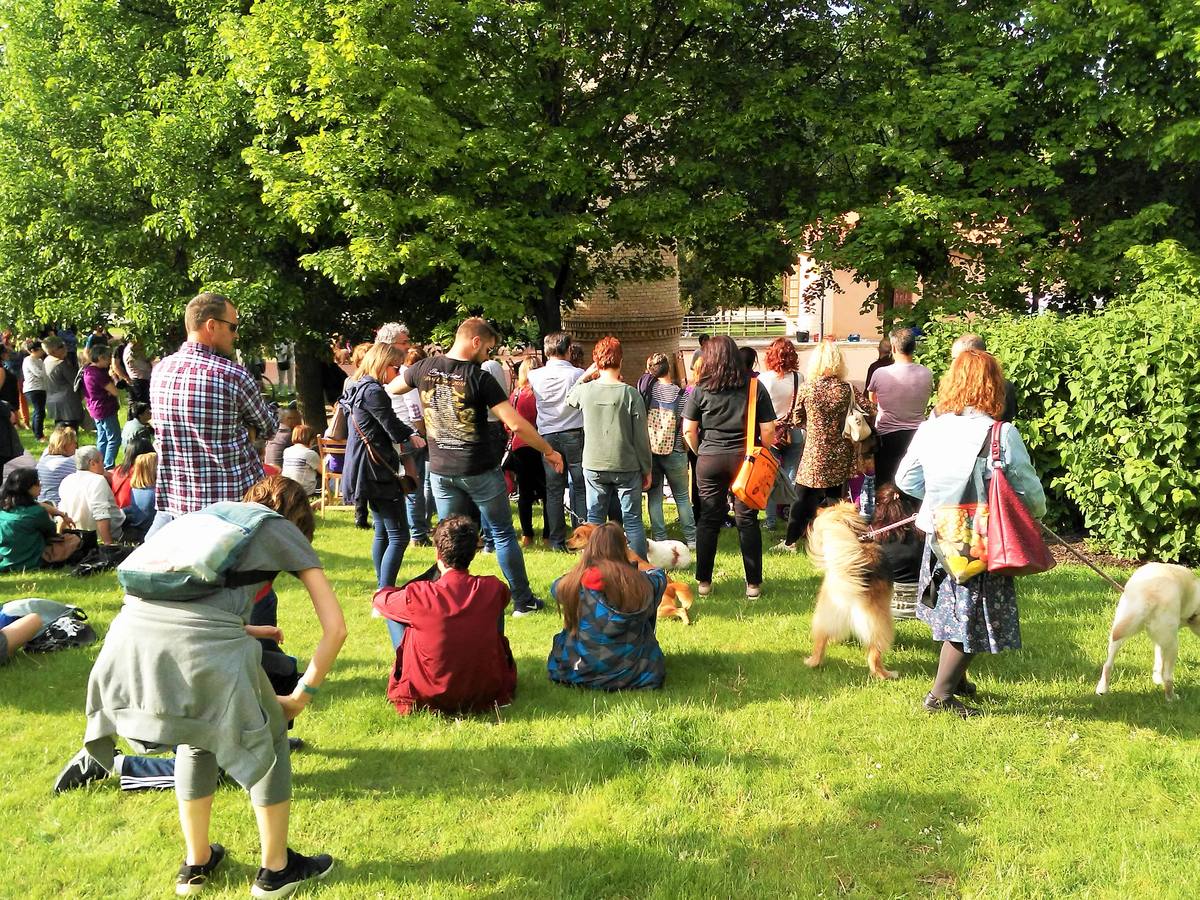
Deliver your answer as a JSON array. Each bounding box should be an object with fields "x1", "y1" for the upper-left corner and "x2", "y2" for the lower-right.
[
  {"x1": 986, "y1": 422, "x2": 1055, "y2": 577},
  {"x1": 731, "y1": 377, "x2": 779, "y2": 510}
]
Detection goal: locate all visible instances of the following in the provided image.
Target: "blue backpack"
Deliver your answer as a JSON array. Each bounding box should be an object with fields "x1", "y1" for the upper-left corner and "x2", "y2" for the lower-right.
[{"x1": 117, "y1": 502, "x2": 282, "y2": 600}]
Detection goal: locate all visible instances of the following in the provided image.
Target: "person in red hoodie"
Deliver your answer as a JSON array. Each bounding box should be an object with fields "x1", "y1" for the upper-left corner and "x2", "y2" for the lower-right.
[{"x1": 373, "y1": 514, "x2": 516, "y2": 715}]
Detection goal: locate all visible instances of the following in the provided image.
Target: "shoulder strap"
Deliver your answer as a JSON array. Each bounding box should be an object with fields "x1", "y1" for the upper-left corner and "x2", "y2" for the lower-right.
[
  {"x1": 744, "y1": 377, "x2": 758, "y2": 455},
  {"x1": 989, "y1": 420, "x2": 1005, "y2": 466}
]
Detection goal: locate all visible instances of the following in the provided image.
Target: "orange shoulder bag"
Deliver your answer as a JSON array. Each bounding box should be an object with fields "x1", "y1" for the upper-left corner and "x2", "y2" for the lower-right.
[{"x1": 730, "y1": 377, "x2": 779, "y2": 510}]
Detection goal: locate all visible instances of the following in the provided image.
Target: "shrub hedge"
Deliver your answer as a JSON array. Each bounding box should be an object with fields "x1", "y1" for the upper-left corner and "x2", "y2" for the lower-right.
[{"x1": 917, "y1": 241, "x2": 1200, "y2": 564}]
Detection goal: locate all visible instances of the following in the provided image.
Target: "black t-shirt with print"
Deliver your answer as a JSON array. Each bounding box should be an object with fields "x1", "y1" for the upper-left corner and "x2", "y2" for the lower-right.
[
  {"x1": 403, "y1": 356, "x2": 509, "y2": 476},
  {"x1": 683, "y1": 380, "x2": 776, "y2": 454}
]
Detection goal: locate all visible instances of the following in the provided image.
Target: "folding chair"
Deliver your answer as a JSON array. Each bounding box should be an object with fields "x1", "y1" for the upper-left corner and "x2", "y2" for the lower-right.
[{"x1": 317, "y1": 436, "x2": 351, "y2": 517}]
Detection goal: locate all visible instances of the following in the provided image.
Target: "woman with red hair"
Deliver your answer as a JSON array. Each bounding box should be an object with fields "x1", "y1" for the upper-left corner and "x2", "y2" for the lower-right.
[
  {"x1": 759, "y1": 338, "x2": 805, "y2": 530},
  {"x1": 566, "y1": 337, "x2": 653, "y2": 558},
  {"x1": 896, "y1": 349, "x2": 1046, "y2": 718}
]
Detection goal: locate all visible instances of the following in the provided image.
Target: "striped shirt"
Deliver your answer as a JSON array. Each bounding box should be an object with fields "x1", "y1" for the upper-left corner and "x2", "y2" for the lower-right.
[{"x1": 150, "y1": 342, "x2": 278, "y2": 517}]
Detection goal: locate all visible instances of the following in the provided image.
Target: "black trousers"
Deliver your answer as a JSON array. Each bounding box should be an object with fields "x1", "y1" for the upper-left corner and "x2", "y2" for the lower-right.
[
  {"x1": 509, "y1": 446, "x2": 547, "y2": 539},
  {"x1": 784, "y1": 483, "x2": 845, "y2": 546},
  {"x1": 874, "y1": 428, "x2": 917, "y2": 488},
  {"x1": 694, "y1": 451, "x2": 762, "y2": 585}
]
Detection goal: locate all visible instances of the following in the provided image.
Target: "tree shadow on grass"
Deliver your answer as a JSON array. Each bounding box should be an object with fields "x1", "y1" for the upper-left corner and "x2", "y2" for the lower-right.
[{"x1": 322, "y1": 786, "x2": 977, "y2": 897}]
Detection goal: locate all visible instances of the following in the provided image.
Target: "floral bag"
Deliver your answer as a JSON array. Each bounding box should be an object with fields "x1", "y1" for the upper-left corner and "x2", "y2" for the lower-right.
[{"x1": 930, "y1": 433, "x2": 991, "y2": 584}]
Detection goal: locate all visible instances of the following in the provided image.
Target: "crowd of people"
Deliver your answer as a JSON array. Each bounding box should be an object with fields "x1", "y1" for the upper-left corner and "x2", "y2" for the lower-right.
[{"x1": 2, "y1": 295, "x2": 1049, "y2": 897}]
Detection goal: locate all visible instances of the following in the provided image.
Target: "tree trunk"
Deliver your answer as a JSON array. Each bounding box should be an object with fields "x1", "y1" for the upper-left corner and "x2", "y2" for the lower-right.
[
  {"x1": 295, "y1": 337, "x2": 328, "y2": 431},
  {"x1": 877, "y1": 279, "x2": 897, "y2": 332}
]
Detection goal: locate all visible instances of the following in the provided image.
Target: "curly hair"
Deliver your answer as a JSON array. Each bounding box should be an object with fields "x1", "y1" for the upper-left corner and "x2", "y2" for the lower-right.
[
  {"x1": 699, "y1": 335, "x2": 747, "y2": 392},
  {"x1": 434, "y1": 514, "x2": 478, "y2": 570},
  {"x1": 243, "y1": 475, "x2": 315, "y2": 541},
  {"x1": 764, "y1": 338, "x2": 798, "y2": 375},
  {"x1": 593, "y1": 335, "x2": 623, "y2": 370},
  {"x1": 935, "y1": 349, "x2": 1004, "y2": 418},
  {"x1": 806, "y1": 339, "x2": 846, "y2": 380}
]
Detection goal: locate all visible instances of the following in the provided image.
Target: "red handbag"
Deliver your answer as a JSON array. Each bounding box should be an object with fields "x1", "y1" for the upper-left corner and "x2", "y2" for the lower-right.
[{"x1": 986, "y1": 422, "x2": 1055, "y2": 577}]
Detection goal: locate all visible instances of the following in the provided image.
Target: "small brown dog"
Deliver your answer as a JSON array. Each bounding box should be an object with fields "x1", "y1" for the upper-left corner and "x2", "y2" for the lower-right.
[
  {"x1": 565, "y1": 524, "x2": 694, "y2": 625},
  {"x1": 805, "y1": 502, "x2": 897, "y2": 679}
]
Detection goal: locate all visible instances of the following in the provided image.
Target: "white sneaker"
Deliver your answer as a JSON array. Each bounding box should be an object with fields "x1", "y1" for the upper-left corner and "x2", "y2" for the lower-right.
[{"x1": 772, "y1": 540, "x2": 796, "y2": 553}]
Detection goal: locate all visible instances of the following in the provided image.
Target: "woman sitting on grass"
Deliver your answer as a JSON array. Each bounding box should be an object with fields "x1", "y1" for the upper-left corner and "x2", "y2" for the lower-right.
[
  {"x1": 0, "y1": 468, "x2": 78, "y2": 572},
  {"x1": 547, "y1": 522, "x2": 668, "y2": 691},
  {"x1": 36, "y1": 425, "x2": 77, "y2": 506}
]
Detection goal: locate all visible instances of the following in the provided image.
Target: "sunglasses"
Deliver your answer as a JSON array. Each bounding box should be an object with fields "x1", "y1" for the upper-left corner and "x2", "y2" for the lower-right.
[{"x1": 213, "y1": 317, "x2": 239, "y2": 333}]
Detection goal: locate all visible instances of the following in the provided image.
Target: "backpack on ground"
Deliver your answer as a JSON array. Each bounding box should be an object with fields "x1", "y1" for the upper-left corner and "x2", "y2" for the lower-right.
[
  {"x1": 25, "y1": 608, "x2": 97, "y2": 653},
  {"x1": 116, "y1": 502, "x2": 283, "y2": 600}
]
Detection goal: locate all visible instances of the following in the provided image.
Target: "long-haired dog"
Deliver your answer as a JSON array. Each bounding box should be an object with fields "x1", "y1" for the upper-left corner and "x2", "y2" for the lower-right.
[
  {"x1": 566, "y1": 523, "x2": 691, "y2": 570},
  {"x1": 805, "y1": 502, "x2": 897, "y2": 679},
  {"x1": 1096, "y1": 563, "x2": 1200, "y2": 701},
  {"x1": 565, "y1": 524, "x2": 694, "y2": 624}
]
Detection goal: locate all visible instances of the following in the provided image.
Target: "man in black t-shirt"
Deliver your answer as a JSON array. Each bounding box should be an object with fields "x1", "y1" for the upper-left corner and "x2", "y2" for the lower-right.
[{"x1": 390, "y1": 318, "x2": 564, "y2": 616}]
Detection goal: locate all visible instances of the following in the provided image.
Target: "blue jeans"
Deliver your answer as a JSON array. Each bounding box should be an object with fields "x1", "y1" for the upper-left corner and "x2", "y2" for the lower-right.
[
  {"x1": 430, "y1": 467, "x2": 533, "y2": 606},
  {"x1": 766, "y1": 428, "x2": 805, "y2": 527},
  {"x1": 95, "y1": 413, "x2": 120, "y2": 469},
  {"x1": 543, "y1": 429, "x2": 586, "y2": 547},
  {"x1": 647, "y1": 450, "x2": 697, "y2": 544},
  {"x1": 404, "y1": 449, "x2": 431, "y2": 541},
  {"x1": 370, "y1": 498, "x2": 409, "y2": 589},
  {"x1": 584, "y1": 469, "x2": 648, "y2": 559},
  {"x1": 24, "y1": 390, "x2": 46, "y2": 439}
]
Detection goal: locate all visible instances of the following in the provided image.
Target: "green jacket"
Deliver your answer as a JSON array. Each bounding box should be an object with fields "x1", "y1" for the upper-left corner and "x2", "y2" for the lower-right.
[
  {"x1": 0, "y1": 504, "x2": 54, "y2": 572},
  {"x1": 566, "y1": 379, "x2": 652, "y2": 475}
]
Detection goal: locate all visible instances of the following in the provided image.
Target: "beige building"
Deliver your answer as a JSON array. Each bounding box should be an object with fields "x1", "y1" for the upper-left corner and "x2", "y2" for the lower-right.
[{"x1": 780, "y1": 254, "x2": 915, "y2": 342}]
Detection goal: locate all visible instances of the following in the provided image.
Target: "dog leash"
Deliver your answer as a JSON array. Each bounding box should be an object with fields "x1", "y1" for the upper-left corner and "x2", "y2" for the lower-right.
[
  {"x1": 860, "y1": 514, "x2": 917, "y2": 542},
  {"x1": 1039, "y1": 522, "x2": 1127, "y2": 593}
]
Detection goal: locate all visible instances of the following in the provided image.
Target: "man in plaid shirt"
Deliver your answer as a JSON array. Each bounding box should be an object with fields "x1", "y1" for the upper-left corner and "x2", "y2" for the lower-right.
[{"x1": 148, "y1": 292, "x2": 278, "y2": 535}]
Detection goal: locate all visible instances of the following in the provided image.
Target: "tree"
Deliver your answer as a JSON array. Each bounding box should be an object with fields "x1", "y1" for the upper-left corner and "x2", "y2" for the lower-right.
[
  {"x1": 792, "y1": 0, "x2": 1200, "y2": 324},
  {"x1": 224, "y1": 0, "x2": 838, "y2": 335}
]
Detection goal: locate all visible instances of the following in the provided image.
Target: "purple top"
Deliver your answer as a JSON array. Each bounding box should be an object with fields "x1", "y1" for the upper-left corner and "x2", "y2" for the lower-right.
[{"x1": 82, "y1": 365, "x2": 118, "y2": 420}]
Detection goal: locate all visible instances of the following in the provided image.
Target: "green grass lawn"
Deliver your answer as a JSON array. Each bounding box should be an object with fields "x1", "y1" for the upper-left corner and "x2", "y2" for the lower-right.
[{"x1": 3, "y1": 482, "x2": 1196, "y2": 897}]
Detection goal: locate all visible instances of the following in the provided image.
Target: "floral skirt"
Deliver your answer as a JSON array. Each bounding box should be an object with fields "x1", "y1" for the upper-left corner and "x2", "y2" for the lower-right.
[{"x1": 917, "y1": 542, "x2": 1021, "y2": 654}]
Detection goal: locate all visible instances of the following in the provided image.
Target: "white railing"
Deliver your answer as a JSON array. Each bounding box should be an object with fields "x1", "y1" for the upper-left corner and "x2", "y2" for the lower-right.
[{"x1": 681, "y1": 309, "x2": 788, "y2": 337}]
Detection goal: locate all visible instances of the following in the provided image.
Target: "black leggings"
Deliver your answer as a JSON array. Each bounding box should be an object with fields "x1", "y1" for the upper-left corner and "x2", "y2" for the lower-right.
[
  {"x1": 784, "y1": 483, "x2": 844, "y2": 546},
  {"x1": 694, "y1": 451, "x2": 762, "y2": 585},
  {"x1": 875, "y1": 429, "x2": 916, "y2": 488},
  {"x1": 931, "y1": 641, "x2": 974, "y2": 699},
  {"x1": 509, "y1": 446, "x2": 547, "y2": 540}
]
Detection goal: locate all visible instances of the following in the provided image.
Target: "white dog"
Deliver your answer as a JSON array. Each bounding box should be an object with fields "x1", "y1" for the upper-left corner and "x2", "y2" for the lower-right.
[
  {"x1": 1096, "y1": 563, "x2": 1200, "y2": 701},
  {"x1": 646, "y1": 539, "x2": 691, "y2": 571}
]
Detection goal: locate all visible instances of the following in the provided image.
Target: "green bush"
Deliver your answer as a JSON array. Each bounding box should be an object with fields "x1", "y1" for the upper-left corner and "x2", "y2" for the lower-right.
[{"x1": 918, "y1": 241, "x2": 1200, "y2": 564}]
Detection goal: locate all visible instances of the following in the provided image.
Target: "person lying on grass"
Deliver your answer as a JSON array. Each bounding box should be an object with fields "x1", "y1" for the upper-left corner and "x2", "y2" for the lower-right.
[
  {"x1": 77, "y1": 475, "x2": 347, "y2": 898},
  {"x1": 547, "y1": 522, "x2": 668, "y2": 691},
  {"x1": 373, "y1": 514, "x2": 516, "y2": 715}
]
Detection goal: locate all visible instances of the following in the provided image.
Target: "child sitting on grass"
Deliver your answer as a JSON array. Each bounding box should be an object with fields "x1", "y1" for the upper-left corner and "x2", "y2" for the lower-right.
[
  {"x1": 373, "y1": 515, "x2": 516, "y2": 715},
  {"x1": 547, "y1": 522, "x2": 667, "y2": 691}
]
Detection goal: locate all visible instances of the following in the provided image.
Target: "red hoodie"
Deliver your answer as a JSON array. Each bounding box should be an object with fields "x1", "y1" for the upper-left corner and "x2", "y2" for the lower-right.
[{"x1": 373, "y1": 570, "x2": 516, "y2": 715}]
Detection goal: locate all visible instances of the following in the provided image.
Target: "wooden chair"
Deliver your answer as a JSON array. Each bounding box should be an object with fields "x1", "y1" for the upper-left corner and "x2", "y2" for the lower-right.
[{"x1": 317, "y1": 436, "x2": 351, "y2": 517}]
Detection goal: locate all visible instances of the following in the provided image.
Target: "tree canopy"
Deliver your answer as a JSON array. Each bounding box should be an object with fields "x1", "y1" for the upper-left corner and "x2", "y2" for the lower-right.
[{"x1": 1, "y1": 0, "x2": 1198, "y2": 348}]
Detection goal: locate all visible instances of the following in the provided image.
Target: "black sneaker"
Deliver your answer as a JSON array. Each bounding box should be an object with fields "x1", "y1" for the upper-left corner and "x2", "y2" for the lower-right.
[
  {"x1": 53, "y1": 747, "x2": 111, "y2": 793},
  {"x1": 923, "y1": 692, "x2": 982, "y2": 718},
  {"x1": 511, "y1": 598, "x2": 545, "y2": 618},
  {"x1": 251, "y1": 848, "x2": 334, "y2": 898},
  {"x1": 175, "y1": 843, "x2": 226, "y2": 896},
  {"x1": 287, "y1": 737, "x2": 306, "y2": 752}
]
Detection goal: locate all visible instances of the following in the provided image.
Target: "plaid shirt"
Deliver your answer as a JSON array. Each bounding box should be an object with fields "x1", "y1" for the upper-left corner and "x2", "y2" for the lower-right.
[{"x1": 151, "y1": 342, "x2": 278, "y2": 517}]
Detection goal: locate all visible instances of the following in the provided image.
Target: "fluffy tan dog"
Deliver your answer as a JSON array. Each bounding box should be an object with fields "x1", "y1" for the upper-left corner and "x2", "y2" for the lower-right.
[
  {"x1": 1096, "y1": 563, "x2": 1200, "y2": 701},
  {"x1": 805, "y1": 502, "x2": 897, "y2": 679},
  {"x1": 565, "y1": 524, "x2": 694, "y2": 624}
]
